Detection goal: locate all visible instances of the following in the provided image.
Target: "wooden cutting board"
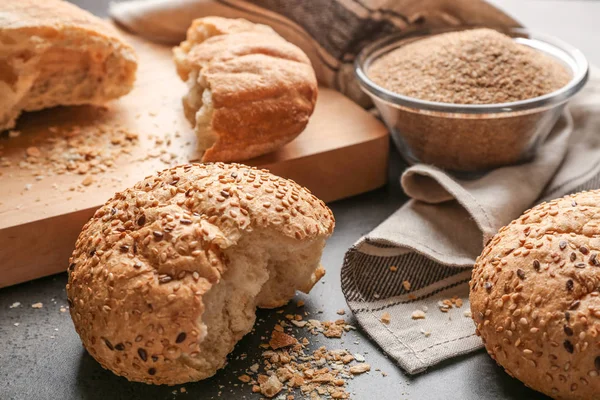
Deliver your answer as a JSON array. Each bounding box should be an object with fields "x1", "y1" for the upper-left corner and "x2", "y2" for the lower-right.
[{"x1": 0, "y1": 31, "x2": 388, "y2": 289}]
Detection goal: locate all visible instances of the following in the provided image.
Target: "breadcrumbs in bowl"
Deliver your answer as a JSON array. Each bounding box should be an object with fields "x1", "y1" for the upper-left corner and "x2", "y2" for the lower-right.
[{"x1": 355, "y1": 28, "x2": 588, "y2": 173}]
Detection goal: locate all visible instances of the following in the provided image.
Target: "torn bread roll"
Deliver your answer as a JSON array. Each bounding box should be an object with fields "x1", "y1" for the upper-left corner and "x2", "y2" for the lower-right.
[
  {"x1": 0, "y1": 0, "x2": 137, "y2": 131},
  {"x1": 66, "y1": 163, "x2": 334, "y2": 385},
  {"x1": 173, "y1": 17, "x2": 318, "y2": 162},
  {"x1": 470, "y1": 190, "x2": 600, "y2": 399}
]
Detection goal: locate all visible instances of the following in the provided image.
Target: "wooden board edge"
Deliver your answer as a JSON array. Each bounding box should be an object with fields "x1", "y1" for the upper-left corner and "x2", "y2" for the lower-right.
[
  {"x1": 0, "y1": 135, "x2": 389, "y2": 289},
  {"x1": 0, "y1": 207, "x2": 95, "y2": 288}
]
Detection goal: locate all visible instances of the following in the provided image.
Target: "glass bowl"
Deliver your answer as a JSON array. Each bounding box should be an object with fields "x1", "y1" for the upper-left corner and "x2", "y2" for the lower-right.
[{"x1": 355, "y1": 27, "x2": 589, "y2": 174}]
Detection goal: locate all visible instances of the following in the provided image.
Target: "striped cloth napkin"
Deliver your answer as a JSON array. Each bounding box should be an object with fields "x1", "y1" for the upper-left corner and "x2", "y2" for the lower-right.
[
  {"x1": 110, "y1": 0, "x2": 600, "y2": 374},
  {"x1": 342, "y1": 73, "x2": 600, "y2": 373}
]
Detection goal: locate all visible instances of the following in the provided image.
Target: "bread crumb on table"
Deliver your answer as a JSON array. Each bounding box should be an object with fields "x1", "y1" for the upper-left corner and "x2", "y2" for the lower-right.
[
  {"x1": 411, "y1": 310, "x2": 426, "y2": 320},
  {"x1": 31, "y1": 302, "x2": 43, "y2": 309},
  {"x1": 349, "y1": 363, "x2": 371, "y2": 375},
  {"x1": 380, "y1": 312, "x2": 391, "y2": 324}
]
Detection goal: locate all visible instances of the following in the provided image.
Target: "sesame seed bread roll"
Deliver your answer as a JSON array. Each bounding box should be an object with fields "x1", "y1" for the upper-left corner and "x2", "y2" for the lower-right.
[
  {"x1": 470, "y1": 190, "x2": 600, "y2": 399},
  {"x1": 66, "y1": 163, "x2": 334, "y2": 385},
  {"x1": 0, "y1": 0, "x2": 137, "y2": 131},
  {"x1": 173, "y1": 17, "x2": 318, "y2": 162}
]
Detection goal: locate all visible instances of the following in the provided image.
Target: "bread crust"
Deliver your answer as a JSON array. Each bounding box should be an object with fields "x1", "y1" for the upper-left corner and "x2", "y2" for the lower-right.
[
  {"x1": 66, "y1": 163, "x2": 334, "y2": 384},
  {"x1": 0, "y1": 0, "x2": 137, "y2": 130},
  {"x1": 173, "y1": 17, "x2": 318, "y2": 162},
  {"x1": 470, "y1": 190, "x2": 600, "y2": 399}
]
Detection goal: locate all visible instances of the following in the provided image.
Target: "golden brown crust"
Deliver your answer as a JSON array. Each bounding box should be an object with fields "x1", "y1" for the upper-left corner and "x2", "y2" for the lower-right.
[
  {"x1": 470, "y1": 190, "x2": 600, "y2": 400},
  {"x1": 66, "y1": 163, "x2": 334, "y2": 384},
  {"x1": 1, "y1": 0, "x2": 125, "y2": 37},
  {"x1": 173, "y1": 17, "x2": 318, "y2": 162},
  {"x1": 0, "y1": 0, "x2": 137, "y2": 131}
]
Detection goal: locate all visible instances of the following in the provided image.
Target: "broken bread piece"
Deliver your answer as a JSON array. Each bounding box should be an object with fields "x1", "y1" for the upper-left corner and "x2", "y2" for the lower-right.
[
  {"x1": 66, "y1": 163, "x2": 335, "y2": 385},
  {"x1": 0, "y1": 0, "x2": 137, "y2": 131},
  {"x1": 173, "y1": 17, "x2": 318, "y2": 162}
]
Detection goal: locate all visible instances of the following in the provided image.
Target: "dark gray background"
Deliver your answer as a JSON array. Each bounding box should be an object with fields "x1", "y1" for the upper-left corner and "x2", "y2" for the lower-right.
[{"x1": 1, "y1": 1, "x2": 599, "y2": 399}]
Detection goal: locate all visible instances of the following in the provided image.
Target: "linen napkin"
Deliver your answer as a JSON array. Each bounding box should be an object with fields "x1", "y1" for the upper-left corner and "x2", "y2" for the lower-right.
[
  {"x1": 109, "y1": 0, "x2": 518, "y2": 105},
  {"x1": 341, "y1": 74, "x2": 600, "y2": 374},
  {"x1": 110, "y1": 0, "x2": 600, "y2": 374}
]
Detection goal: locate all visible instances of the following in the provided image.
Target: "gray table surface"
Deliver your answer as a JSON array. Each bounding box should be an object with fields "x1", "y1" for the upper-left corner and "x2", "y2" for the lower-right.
[{"x1": 1, "y1": 1, "x2": 598, "y2": 399}]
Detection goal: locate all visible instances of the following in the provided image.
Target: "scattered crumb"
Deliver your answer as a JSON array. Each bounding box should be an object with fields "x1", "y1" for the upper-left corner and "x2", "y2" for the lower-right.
[
  {"x1": 59, "y1": 306, "x2": 67, "y2": 313},
  {"x1": 237, "y1": 308, "x2": 372, "y2": 399},
  {"x1": 270, "y1": 331, "x2": 298, "y2": 350},
  {"x1": 438, "y1": 296, "x2": 465, "y2": 313},
  {"x1": 26, "y1": 146, "x2": 41, "y2": 158},
  {"x1": 336, "y1": 309, "x2": 346, "y2": 316},
  {"x1": 9, "y1": 302, "x2": 20, "y2": 308},
  {"x1": 380, "y1": 312, "x2": 391, "y2": 324},
  {"x1": 296, "y1": 300, "x2": 305, "y2": 307},
  {"x1": 180, "y1": 387, "x2": 186, "y2": 393},
  {"x1": 260, "y1": 374, "x2": 283, "y2": 398},
  {"x1": 31, "y1": 302, "x2": 43, "y2": 309},
  {"x1": 8, "y1": 130, "x2": 21, "y2": 138},
  {"x1": 81, "y1": 175, "x2": 94, "y2": 186},
  {"x1": 389, "y1": 266, "x2": 398, "y2": 272},
  {"x1": 14, "y1": 322, "x2": 20, "y2": 327},
  {"x1": 411, "y1": 310, "x2": 426, "y2": 320},
  {"x1": 464, "y1": 310, "x2": 473, "y2": 318},
  {"x1": 349, "y1": 363, "x2": 371, "y2": 375},
  {"x1": 402, "y1": 280, "x2": 411, "y2": 291},
  {"x1": 322, "y1": 320, "x2": 345, "y2": 338},
  {"x1": 420, "y1": 329, "x2": 431, "y2": 337}
]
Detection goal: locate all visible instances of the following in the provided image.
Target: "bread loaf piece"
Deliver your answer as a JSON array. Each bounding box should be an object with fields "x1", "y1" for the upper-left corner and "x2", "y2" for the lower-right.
[
  {"x1": 173, "y1": 17, "x2": 317, "y2": 162},
  {"x1": 0, "y1": 0, "x2": 137, "y2": 131},
  {"x1": 66, "y1": 163, "x2": 335, "y2": 385},
  {"x1": 470, "y1": 190, "x2": 600, "y2": 399}
]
